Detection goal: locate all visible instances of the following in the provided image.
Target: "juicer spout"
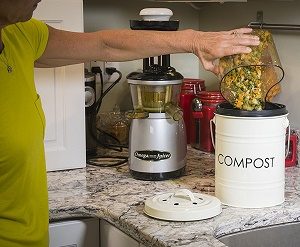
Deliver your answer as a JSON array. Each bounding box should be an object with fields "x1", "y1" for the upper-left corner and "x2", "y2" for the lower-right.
[
  {"x1": 165, "y1": 103, "x2": 183, "y2": 121},
  {"x1": 126, "y1": 110, "x2": 149, "y2": 119}
]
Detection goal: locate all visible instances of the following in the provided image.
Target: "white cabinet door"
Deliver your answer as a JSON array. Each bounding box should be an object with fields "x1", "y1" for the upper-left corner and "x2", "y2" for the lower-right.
[
  {"x1": 33, "y1": 0, "x2": 86, "y2": 171},
  {"x1": 49, "y1": 218, "x2": 99, "y2": 247},
  {"x1": 100, "y1": 220, "x2": 139, "y2": 247}
]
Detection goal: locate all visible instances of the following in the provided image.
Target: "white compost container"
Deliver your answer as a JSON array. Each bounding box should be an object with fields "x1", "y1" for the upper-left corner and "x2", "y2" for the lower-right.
[{"x1": 212, "y1": 102, "x2": 289, "y2": 208}]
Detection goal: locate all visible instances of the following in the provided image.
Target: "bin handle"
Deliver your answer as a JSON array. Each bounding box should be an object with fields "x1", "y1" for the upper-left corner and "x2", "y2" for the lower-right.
[
  {"x1": 285, "y1": 122, "x2": 291, "y2": 159},
  {"x1": 285, "y1": 134, "x2": 297, "y2": 166},
  {"x1": 210, "y1": 117, "x2": 216, "y2": 149}
]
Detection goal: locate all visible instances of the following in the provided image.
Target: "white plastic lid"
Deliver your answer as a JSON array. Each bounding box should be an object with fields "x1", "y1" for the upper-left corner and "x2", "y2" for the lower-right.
[
  {"x1": 144, "y1": 189, "x2": 222, "y2": 221},
  {"x1": 139, "y1": 8, "x2": 173, "y2": 21}
]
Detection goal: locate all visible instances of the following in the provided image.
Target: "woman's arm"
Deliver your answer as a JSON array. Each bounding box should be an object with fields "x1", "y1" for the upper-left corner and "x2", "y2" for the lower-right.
[{"x1": 36, "y1": 25, "x2": 259, "y2": 74}]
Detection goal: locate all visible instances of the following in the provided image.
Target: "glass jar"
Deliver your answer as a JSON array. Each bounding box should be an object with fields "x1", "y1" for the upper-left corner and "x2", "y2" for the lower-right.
[{"x1": 218, "y1": 29, "x2": 284, "y2": 111}]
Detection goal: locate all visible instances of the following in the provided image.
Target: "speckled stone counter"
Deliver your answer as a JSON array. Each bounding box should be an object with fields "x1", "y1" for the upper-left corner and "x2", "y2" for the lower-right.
[{"x1": 47, "y1": 147, "x2": 300, "y2": 247}]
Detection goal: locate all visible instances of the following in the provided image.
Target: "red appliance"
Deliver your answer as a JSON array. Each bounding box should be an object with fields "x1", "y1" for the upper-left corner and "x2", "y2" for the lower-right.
[
  {"x1": 190, "y1": 91, "x2": 225, "y2": 153},
  {"x1": 179, "y1": 78, "x2": 205, "y2": 144}
]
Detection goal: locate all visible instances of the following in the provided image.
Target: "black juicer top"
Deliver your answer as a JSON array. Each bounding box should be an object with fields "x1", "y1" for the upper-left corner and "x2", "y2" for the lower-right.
[
  {"x1": 127, "y1": 64, "x2": 183, "y2": 82},
  {"x1": 128, "y1": 16, "x2": 182, "y2": 80},
  {"x1": 130, "y1": 20, "x2": 179, "y2": 31}
]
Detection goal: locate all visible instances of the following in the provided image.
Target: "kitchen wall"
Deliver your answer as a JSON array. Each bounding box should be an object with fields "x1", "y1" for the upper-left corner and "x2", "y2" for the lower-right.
[
  {"x1": 84, "y1": 0, "x2": 300, "y2": 129},
  {"x1": 83, "y1": 0, "x2": 200, "y2": 112}
]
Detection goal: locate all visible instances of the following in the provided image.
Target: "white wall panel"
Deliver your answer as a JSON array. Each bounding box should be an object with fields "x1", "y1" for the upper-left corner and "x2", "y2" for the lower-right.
[{"x1": 33, "y1": 0, "x2": 86, "y2": 171}]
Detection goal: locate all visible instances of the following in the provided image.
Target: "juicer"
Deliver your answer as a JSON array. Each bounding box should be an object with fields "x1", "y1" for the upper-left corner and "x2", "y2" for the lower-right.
[{"x1": 126, "y1": 8, "x2": 187, "y2": 180}]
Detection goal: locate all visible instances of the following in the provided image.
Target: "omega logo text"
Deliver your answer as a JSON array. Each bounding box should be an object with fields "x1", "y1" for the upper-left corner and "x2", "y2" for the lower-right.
[{"x1": 134, "y1": 150, "x2": 171, "y2": 162}]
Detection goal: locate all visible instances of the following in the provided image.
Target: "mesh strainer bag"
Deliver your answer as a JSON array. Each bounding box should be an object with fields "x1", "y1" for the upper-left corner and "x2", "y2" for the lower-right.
[{"x1": 219, "y1": 29, "x2": 284, "y2": 111}]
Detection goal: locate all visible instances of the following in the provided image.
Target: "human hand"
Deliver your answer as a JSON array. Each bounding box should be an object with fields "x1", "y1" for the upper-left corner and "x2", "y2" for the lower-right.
[{"x1": 191, "y1": 28, "x2": 260, "y2": 74}]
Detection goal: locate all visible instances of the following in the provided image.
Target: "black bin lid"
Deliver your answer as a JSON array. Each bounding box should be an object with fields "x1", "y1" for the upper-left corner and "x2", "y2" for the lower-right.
[{"x1": 216, "y1": 102, "x2": 288, "y2": 117}]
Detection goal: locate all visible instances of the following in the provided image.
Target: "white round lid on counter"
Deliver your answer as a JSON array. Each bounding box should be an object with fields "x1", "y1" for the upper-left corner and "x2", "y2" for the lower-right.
[{"x1": 144, "y1": 189, "x2": 222, "y2": 221}]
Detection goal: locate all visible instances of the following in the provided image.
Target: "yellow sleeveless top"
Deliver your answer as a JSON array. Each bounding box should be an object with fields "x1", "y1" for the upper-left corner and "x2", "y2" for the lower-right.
[{"x1": 0, "y1": 19, "x2": 49, "y2": 247}]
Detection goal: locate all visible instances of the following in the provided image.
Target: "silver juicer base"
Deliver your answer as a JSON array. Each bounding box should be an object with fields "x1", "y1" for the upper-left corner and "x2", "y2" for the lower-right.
[
  {"x1": 130, "y1": 167, "x2": 186, "y2": 181},
  {"x1": 128, "y1": 114, "x2": 187, "y2": 181}
]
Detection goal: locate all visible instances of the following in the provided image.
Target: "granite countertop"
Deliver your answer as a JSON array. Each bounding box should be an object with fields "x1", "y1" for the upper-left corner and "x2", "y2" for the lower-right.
[{"x1": 48, "y1": 147, "x2": 300, "y2": 247}]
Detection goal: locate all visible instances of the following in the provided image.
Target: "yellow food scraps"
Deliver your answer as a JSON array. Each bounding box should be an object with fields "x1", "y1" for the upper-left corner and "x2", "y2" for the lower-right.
[{"x1": 219, "y1": 30, "x2": 279, "y2": 111}]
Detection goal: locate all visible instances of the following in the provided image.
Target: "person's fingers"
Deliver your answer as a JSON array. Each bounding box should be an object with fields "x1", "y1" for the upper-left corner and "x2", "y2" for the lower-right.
[
  {"x1": 201, "y1": 59, "x2": 220, "y2": 74},
  {"x1": 193, "y1": 29, "x2": 261, "y2": 73},
  {"x1": 228, "y1": 33, "x2": 260, "y2": 42},
  {"x1": 240, "y1": 38, "x2": 260, "y2": 46},
  {"x1": 206, "y1": 63, "x2": 219, "y2": 75},
  {"x1": 228, "y1": 27, "x2": 254, "y2": 35},
  {"x1": 210, "y1": 65, "x2": 220, "y2": 75},
  {"x1": 222, "y1": 46, "x2": 252, "y2": 57},
  {"x1": 231, "y1": 35, "x2": 260, "y2": 46},
  {"x1": 201, "y1": 60, "x2": 214, "y2": 72},
  {"x1": 225, "y1": 29, "x2": 260, "y2": 43},
  {"x1": 218, "y1": 31, "x2": 260, "y2": 47}
]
